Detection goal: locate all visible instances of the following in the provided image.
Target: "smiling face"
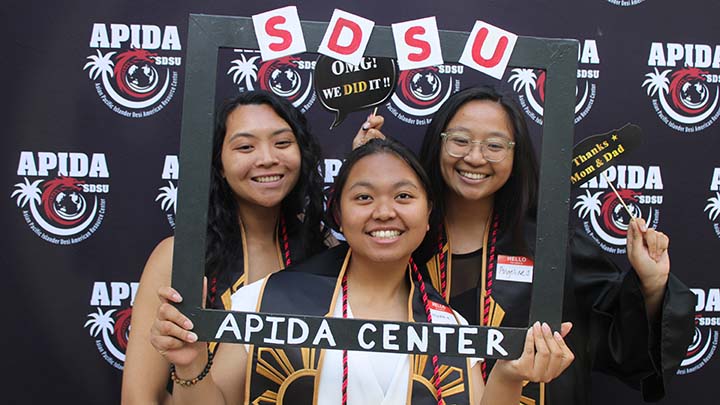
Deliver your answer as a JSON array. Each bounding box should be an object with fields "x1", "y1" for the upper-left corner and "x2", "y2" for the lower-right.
[
  {"x1": 338, "y1": 153, "x2": 431, "y2": 265},
  {"x1": 220, "y1": 104, "x2": 301, "y2": 209},
  {"x1": 439, "y1": 99, "x2": 515, "y2": 205}
]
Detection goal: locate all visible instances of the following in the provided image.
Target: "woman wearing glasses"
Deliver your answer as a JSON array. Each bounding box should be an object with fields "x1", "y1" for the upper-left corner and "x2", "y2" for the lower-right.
[{"x1": 356, "y1": 86, "x2": 694, "y2": 404}]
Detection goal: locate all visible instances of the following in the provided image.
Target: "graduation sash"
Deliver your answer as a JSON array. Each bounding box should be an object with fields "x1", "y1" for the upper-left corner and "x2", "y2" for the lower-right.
[
  {"x1": 425, "y1": 219, "x2": 545, "y2": 405},
  {"x1": 246, "y1": 244, "x2": 473, "y2": 405},
  {"x1": 213, "y1": 215, "x2": 303, "y2": 311}
]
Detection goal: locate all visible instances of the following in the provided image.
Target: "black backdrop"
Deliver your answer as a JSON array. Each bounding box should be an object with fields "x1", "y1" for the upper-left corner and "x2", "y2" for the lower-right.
[{"x1": 4, "y1": 0, "x2": 719, "y2": 403}]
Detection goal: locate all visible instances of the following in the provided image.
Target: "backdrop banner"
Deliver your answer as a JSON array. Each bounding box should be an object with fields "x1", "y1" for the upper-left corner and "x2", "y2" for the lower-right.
[{"x1": 4, "y1": 1, "x2": 719, "y2": 403}]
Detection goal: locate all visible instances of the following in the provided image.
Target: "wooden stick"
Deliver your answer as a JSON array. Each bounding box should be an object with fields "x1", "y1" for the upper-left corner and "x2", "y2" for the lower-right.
[
  {"x1": 602, "y1": 172, "x2": 635, "y2": 219},
  {"x1": 371, "y1": 106, "x2": 378, "y2": 117}
]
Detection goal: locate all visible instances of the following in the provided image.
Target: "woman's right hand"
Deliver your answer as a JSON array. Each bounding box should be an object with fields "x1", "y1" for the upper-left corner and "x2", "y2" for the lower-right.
[
  {"x1": 149, "y1": 285, "x2": 205, "y2": 367},
  {"x1": 352, "y1": 114, "x2": 386, "y2": 149}
]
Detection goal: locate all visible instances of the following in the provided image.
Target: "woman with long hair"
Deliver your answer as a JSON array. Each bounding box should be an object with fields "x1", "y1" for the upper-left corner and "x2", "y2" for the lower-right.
[
  {"x1": 149, "y1": 138, "x2": 575, "y2": 404},
  {"x1": 355, "y1": 86, "x2": 694, "y2": 404},
  {"x1": 121, "y1": 91, "x2": 329, "y2": 404}
]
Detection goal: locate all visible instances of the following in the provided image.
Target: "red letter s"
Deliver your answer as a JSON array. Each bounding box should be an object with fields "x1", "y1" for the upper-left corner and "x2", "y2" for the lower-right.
[
  {"x1": 265, "y1": 16, "x2": 292, "y2": 52},
  {"x1": 405, "y1": 26, "x2": 431, "y2": 62}
]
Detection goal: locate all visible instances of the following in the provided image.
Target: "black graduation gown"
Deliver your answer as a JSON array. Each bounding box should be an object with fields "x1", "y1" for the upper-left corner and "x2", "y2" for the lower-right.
[
  {"x1": 245, "y1": 244, "x2": 474, "y2": 404},
  {"x1": 422, "y1": 219, "x2": 695, "y2": 404}
]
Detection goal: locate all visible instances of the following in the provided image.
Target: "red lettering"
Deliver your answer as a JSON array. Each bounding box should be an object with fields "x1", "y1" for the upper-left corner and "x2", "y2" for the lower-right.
[
  {"x1": 405, "y1": 26, "x2": 431, "y2": 62},
  {"x1": 265, "y1": 16, "x2": 292, "y2": 52},
  {"x1": 471, "y1": 27, "x2": 509, "y2": 68},
  {"x1": 327, "y1": 18, "x2": 362, "y2": 55}
]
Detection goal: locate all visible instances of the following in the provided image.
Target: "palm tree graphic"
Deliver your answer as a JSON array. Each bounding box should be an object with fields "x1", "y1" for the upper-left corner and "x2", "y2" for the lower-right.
[
  {"x1": 11, "y1": 178, "x2": 42, "y2": 208},
  {"x1": 228, "y1": 54, "x2": 260, "y2": 90},
  {"x1": 155, "y1": 181, "x2": 177, "y2": 214},
  {"x1": 83, "y1": 50, "x2": 116, "y2": 81},
  {"x1": 642, "y1": 68, "x2": 671, "y2": 98},
  {"x1": 508, "y1": 68, "x2": 538, "y2": 93},
  {"x1": 573, "y1": 190, "x2": 603, "y2": 219},
  {"x1": 705, "y1": 192, "x2": 720, "y2": 221},
  {"x1": 85, "y1": 308, "x2": 126, "y2": 362},
  {"x1": 508, "y1": 68, "x2": 544, "y2": 115}
]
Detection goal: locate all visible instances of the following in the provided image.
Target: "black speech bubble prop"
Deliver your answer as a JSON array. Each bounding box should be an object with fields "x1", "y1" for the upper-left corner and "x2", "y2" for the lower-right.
[
  {"x1": 314, "y1": 55, "x2": 397, "y2": 129},
  {"x1": 570, "y1": 123, "x2": 642, "y2": 188}
]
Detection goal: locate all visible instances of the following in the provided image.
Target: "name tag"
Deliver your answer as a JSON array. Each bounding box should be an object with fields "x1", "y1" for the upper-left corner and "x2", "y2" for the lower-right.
[
  {"x1": 428, "y1": 300, "x2": 457, "y2": 324},
  {"x1": 496, "y1": 255, "x2": 534, "y2": 283}
]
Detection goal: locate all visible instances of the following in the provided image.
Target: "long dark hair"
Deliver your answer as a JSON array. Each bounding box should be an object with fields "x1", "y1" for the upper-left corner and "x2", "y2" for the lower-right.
[
  {"x1": 419, "y1": 86, "x2": 539, "y2": 252},
  {"x1": 325, "y1": 138, "x2": 434, "y2": 234},
  {"x1": 206, "y1": 91, "x2": 327, "y2": 280}
]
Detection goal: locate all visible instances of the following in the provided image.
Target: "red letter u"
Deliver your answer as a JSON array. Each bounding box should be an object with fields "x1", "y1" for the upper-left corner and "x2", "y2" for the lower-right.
[{"x1": 471, "y1": 27, "x2": 508, "y2": 68}]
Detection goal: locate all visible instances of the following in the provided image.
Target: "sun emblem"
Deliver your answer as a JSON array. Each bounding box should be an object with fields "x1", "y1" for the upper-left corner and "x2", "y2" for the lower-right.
[
  {"x1": 411, "y1": 355, "x2": 465, "y2": 399},
  {"x1": 252, "y1": 347, "x2": 320, "y2": 404}
]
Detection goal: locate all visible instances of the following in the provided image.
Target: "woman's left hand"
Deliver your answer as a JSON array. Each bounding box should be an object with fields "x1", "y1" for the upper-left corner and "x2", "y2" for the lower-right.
[
  {"x1": 627, "y1": 217, "x2": 670, "y2": 297},
  {"x1": 494, "y1": 322, "x2": 574, "y2": 384},
  {"x1": 351, "y1": 114, "x2": 385, "y2": 150}
]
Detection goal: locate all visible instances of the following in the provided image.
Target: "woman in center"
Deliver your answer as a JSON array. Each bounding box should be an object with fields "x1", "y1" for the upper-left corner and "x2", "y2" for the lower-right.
[{"x1": 152, "y1": 138, "x2": 574, "y2": 404}]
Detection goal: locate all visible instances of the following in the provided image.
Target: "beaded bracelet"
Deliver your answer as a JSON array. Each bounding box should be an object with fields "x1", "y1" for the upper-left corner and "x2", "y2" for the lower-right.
[{"x1": 170, "y1": 346, "x2": 214, "y2": 387}]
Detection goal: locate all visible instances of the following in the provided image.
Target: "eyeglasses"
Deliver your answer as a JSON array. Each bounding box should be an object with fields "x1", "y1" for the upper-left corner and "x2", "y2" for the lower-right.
[{"x1": 441, "y1": 133, "x2": 515, "y2": 162}]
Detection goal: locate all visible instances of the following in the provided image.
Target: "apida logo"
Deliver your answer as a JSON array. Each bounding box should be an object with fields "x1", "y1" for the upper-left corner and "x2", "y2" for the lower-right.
[
  {"x1": 84, "y1": 23, "x2": 181, "y2": 118},
  {"x1": 227, "y1": 49, "x2": 317, "y2": 113},
  {"x1": 643, "y1": 42, "x2": 720, "y2": 133},
  {"x1": 85, "y1": 281, "x2": 138, "y2": 370},
  {"x1": 11, "y1": 152, "x2": 109, "y2": 245},
  {"x1": 678, "y1": 288, "x2": 719, "y2": 375},
  {"x1": 386, "y1": 64, "x2": 463, "y2": 126},
  {"x1": 574, "y1": 165, "x2": 663, "y2": 254},
  {"x1": 704, "y1": 168, "x2": 720, "y2": 239},
  {"x1": 509, "y1": 39, "x2": 600, "y2": 125},
  {"x1": 156, "y1": 155, "x2": 178, "y2": 229}
]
